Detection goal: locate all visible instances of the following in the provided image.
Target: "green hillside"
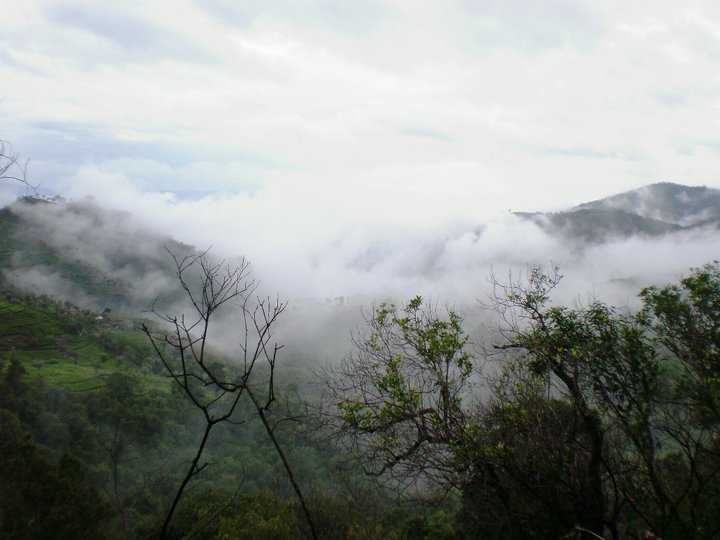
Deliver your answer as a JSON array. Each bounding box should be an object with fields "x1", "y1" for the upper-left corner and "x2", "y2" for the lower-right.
[
  {"x1": 0, "y1": 285, "x2": 443, "y2": 539},
  {"x1": 0, "y1": 289, "x2": 167, "y2": 392},
  {"x1": 4, "y1": 187, "x2": 720, "y2": 539},
  {"x1": 0, "y1": 197, "x2": 191, "y2": 312}
]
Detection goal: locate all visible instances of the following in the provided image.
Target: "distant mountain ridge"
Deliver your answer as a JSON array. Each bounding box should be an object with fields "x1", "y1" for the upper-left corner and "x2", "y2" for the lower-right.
[
  {"x1": 1, "y1": 183, "x2": 718, "y2": 310},
  {"x1": 573, "y1": 182, "x2": 720, "y2": 226},
  {"x1": 516, "y1": 182, "x2": 720, "y2": 243}
]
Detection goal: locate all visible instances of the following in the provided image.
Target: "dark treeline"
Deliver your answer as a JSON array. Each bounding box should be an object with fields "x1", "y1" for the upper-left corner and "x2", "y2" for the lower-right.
[
  {"x1": 2, "y1": 261, "x2": 720, "y2": 539},
  {"x1": 0, "y1": 285, "x2": 456, "y2": 539},
  {"x1": 325, "y1": 263, "x2": 720, "y2": 540}
]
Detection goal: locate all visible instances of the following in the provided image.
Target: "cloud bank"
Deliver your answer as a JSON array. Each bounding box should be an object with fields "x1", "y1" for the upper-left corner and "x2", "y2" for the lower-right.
[
  {"x1": 2, "y1": 1, "x2": 720, "y2": 358},
  {"x1": 2, "y1": 0, "x2": 720, "y2": 218},
  {"x1": 10, "y1": 171, "x2": 719, "y2": 310}
]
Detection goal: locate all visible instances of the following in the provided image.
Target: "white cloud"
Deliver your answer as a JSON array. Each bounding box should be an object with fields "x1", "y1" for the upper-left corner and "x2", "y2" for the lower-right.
[
  {"x1": 33, "y1": 166, "x2": 716, "y2": 311},
  {"x1": 2, "y1": 0, "x2": 720, "y2": 303}
]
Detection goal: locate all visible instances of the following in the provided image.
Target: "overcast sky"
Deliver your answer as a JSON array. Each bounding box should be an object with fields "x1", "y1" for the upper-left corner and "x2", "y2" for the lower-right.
[
  {"x1": 3, "y1": 1, "x2": 720, "y2": 300},
  {"x1": 3, "y1": 1, "x2": 720, "y2": 208}
]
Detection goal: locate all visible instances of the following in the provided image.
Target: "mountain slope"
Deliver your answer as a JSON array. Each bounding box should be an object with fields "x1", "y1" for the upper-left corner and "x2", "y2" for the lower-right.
[
  {"x1": 515, "y1": 208, "x2": 683, "y2": 243},
  {"x1": 516, "y1": 182, "x2": 720, "y2": 244},
  {"x1": 573, "y1": 182, "x2": 720, "y2": 226},
  {"x1": 0, "y1": 197, "x2": 194, "y2": 312}
]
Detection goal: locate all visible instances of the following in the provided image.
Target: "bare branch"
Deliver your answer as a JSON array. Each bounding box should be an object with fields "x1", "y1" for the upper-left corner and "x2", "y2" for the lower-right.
[{"x1": 145, "y1": 249, "x2": 316, "y2": 539}]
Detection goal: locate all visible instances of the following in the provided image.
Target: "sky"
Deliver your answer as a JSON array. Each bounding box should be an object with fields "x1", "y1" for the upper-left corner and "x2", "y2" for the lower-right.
[{"x1": 2, "y1": 1, "x2": 720, "y2": 301}]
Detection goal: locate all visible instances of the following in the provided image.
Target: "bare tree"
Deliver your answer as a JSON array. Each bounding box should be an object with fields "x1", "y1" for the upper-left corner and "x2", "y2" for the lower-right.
[
  {"x1": 0, "y1": 140, "x2": 35, "y2": 192},
  {"x1": 142, "y1": 250, "x2": 317, "y2": 539}
]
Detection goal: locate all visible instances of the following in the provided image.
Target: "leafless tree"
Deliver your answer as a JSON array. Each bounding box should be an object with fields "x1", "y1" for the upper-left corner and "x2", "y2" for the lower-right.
[
  {"x1": 0, "y1": 140, "x2": 35, "y2": 192},
  {"x1": 142, "y1": 250, "x2": 317, "y2": 540}
]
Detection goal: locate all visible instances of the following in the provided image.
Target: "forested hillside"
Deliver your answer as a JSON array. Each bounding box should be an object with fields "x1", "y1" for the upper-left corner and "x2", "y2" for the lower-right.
[
  {"x1": 5, "y1": 1, "x2": 720, "y2": 537},
  {"x1": 0, "y1": 287, "x2": 451, "y2": 539},
  {"x1": 2, "y1": 189, "x2": 720, "y2": 539}
]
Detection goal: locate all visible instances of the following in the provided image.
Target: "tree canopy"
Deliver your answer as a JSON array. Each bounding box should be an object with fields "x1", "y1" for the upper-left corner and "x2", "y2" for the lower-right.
[{"x1": 329, "y1": 263, "x2": 720, "y2": 540}]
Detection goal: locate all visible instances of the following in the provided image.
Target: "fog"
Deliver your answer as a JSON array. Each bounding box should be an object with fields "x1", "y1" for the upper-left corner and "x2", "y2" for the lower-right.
[
  {"x1": 3, "y1": 178, "x2": 719, "y2": 365},
  {"x1": 3, "y1": 4, "x2": 720, "y2": 535},
  {"x1": 23, "y1": 174, "x2": 718, "y2": 303},
  {"x1": 3, "y1": 1, "x2": 720, "y2": 366},
  {"x1": 6, "y1": 199, "x2": 184, "y2": 309}
]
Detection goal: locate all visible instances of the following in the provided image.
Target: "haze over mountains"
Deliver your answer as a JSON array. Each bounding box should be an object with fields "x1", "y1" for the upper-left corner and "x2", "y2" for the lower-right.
[
  {"x1": 2, "y1": 179, "x2": 720, "y2": 428},
  {"x1": 1, "y1": 181, "x2": 719, "y2": 316},
  {"x1": 0, "y1": 197, "x2": 194, "y2": 313},
  {"x1": 574, "y1": 182, "x2": 720, "y2": 226},
  {"x1": 515, "y1": 182, "x2": 720, "y2": 244}
]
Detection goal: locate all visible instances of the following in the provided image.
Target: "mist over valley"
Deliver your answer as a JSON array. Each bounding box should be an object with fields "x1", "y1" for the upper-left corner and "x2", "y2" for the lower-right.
[{"x1": 3, "y1": 2, "x2": 720, "y2": 538}]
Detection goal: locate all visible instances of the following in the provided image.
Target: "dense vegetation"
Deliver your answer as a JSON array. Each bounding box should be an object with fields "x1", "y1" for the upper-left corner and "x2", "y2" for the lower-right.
[
  {"x1": 0, "y1": 286, "x2": 454, "y2": 539},
  {"x1": 2, "y1": 196, "x2": 720, "y2": 538},
  {"x1": 328, "y1": 264, "x2": 720, "y2": 539}
]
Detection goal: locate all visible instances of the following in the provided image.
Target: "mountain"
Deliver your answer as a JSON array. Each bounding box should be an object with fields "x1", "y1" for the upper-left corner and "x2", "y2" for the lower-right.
[
  {"x1": 516, "y1": 182, "x2": 720, "y2": 243},
  {"x1": 0, "y1": 196, "x2": 194, "y2": 312},
  {"x1": 574, "y1": 182, "x2": 720, "y2": 226},
  {"x1": 2, "y1": 182, "x2": 719, "y2": 309}
]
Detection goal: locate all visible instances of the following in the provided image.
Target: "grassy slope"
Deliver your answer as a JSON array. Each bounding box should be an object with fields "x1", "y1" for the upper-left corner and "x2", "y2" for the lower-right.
[{"x1": 0, "y1": 292, "x2": 168, "y2": 392}]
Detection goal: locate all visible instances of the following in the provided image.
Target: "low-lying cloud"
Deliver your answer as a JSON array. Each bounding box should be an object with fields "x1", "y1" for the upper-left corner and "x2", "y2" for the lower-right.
[
  {"x1": 8, "y1": 171, "x2": 720, "y2": 310},
  {"x1": 4, "y1": 174, "x2": 720, "y2": 367}
]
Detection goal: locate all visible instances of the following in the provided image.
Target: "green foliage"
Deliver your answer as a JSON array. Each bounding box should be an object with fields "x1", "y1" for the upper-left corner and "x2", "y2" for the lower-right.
[
  {"x1": 8, "y1": 215, "x2": 720, "y2": 540},
  {"x1": 170, "y1": 490, "x2": 302, "y2": 539},
  {"x1": 169, "y1": 488, "x2": 458, "y2": 540},
  {"x1": 333, "y1": 263, "x2": 720, "y2": 539},
  {"x1": 496, "y1": 263, "x2": 720, "y2": 539},
  {"x1": 0, "y1": 288, "x2": 436, "y2": 539},
  {"x1": 0, "y1": 292, "x2": 374, "y2": 538},
  {"x1": 0, "y1": 291, "x2": 169, "y2": 391},
  {"x1": 0, "y1": 406, "x2": 113, "y2": 539},
  {"x1": 331, "y1": 297, "x2": 474, "y2": 482},
  {"x1": 342, "y1": 296, "x2": 471, "y2": 431},
  {"x1": 640, "y1": 262, "x2": 720, "y2": 423}
]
